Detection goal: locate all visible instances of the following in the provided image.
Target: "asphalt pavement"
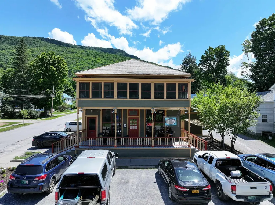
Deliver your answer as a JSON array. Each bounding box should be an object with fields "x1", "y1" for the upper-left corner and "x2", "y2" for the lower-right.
[{"x1": 0, "y1": 112, "x2": 80, "y2": 168}]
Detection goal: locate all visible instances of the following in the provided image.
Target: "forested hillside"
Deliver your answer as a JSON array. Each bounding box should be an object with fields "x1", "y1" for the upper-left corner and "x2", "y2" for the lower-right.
[{"x1": 0, "y1": 35, "x2": 138, "y2": 77}]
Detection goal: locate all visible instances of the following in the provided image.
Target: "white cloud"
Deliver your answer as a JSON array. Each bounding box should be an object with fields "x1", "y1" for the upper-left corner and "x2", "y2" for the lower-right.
[
  {"x1": 127, "y1": 0, "x2": 191, "y2": 24},
  {"x1": 159, "y1": 40, "x2": 164, "y2": 45},
  {"x1": 141, "y1": 29, "x2": 151, "y2": 37},
  {"x1": 50, "y1": 0, "x2": 62, "y2": 9},
  {"x1": 159, "y1": 59, "x2": 180, "y2": 69},
  {"x1": 48, "y1": 28, "x2": 77, "y2": 45},
  {"x1": 77, "y1": 15, "x2": 80, "y2": 19},
  {"x1": 227, "y1": 52, "x2": 254, "y2": 78},
  {"x1": 253, "y1": 21, "x2": 259, "y2": 28},
  {"x1": 75, "y1": 0, "x2": 138, "y2": 35},
  {"x1": 81, "y1": 33, "x2": 112, "y2": 48}
]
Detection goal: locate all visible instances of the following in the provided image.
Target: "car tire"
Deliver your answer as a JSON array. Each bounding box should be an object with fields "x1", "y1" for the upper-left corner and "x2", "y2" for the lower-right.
[
  {"x1": 216, "y1": 182, "x2": 228, "y2": 201},
  {"x1": 168, "y1": 184, "x2": 175, "y2": 201},
  {"x1": 46, "y1": 178, "x2": 55, "y2": 194}
]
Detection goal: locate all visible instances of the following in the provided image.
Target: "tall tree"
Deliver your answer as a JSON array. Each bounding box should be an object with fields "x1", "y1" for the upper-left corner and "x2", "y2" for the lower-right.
[
  {"x1": 29, "y1": 52, "x2": 69, "y2": 115},
  {"x1": 192, "y1": 82, "x2": 261, "y2": 150},
  {"x1": 242, "y1": 13, "x2": 275, "y2": 92},
  {"x1": 199, "y1": 45, "x2": 230, "y2": 87},
  {"x1": 180, "y1": 52, "x2": 202, "y2": 93}
]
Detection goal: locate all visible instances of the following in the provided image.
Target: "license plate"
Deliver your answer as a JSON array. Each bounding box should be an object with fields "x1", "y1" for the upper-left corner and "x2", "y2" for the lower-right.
[
  {"x1": 21, "y1": 180, "x2": 28, "y2": 184},
  {"x1": 248, "y1": 196, "x2": 257, "y2": 201},
  {"x1": 192, "y1": 190, "x2": 199, "y2": 193}
]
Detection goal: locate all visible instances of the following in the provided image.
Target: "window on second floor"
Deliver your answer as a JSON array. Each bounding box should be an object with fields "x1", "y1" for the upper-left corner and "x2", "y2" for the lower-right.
[
  {"x1": 92, "y1": 82, "x2": 102, "y2": 98},
  {"x1": 129, "y1": 83, "x2": 139, "y2": 99},
  {"x1": 262, "y1": 115, "x2": 267, "y2": 122},
  {"x1": 117, "y1": 83, "x2": 127, "y2": 99},
  {"x1": 154, "y1": 83, "x2": 164, "y2": 99},
  {"x1": 178, "y1": 83, "x2": 188, "y2": 99},
  {"x1": 166, "y1": 83, "x2": 176, "y2": 99},
  {"x1": 104, "y1": 82, "x2": 114, "y2": 98},
  {"x1": 141, "y1": 83, "x2": 151, "y2": 99},
  {"x1": 79, "y1": 82, "x2": 90, "y2": 98}
]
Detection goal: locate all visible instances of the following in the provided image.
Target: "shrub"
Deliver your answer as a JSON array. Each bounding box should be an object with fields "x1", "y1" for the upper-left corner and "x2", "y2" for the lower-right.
[
  {"x1": 27, "y1": 109, "x2": 41, "y2": 119},
  {"x1": 56, "y1": 103, "x2": 70, "y2": 112}
]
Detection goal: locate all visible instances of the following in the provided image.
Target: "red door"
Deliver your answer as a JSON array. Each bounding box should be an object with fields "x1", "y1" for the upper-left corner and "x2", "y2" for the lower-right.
[
  {"x1": 87, "y1": 117, "x2": 97, "y2": 138},
  {"x1": 128, "y1": 117, "x2": 139, "y2": 137}
]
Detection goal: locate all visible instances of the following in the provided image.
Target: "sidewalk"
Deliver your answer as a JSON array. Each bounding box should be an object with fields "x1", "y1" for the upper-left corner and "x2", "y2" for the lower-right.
[{"x1": 204, "y1": 130, "x2": 275, "y2": 154}]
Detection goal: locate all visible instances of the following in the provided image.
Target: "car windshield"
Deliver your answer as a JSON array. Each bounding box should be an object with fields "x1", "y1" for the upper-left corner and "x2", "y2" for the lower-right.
[
  {"x1": 175, "y1": 168, "x2": 204, "y2": 182},
  {"x1": 59, "y1": 174, "x2": 100, "y2": 188},
  {"x1": 15, "y1": 165, "x2": 43, "y2": 175},
  {"x1": 262, "y1": 153, "x2": 275, "y2": 158}
]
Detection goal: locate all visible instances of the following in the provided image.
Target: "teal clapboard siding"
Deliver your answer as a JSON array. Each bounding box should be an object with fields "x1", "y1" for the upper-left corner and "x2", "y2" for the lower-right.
[{"x1": 78, "y1": 100, "x2": 190, "y2": 108}]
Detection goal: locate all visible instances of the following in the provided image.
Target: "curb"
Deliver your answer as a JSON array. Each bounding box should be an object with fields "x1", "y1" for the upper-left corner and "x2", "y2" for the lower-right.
[{"x1": 0, "y1": 189, "x2": 7, "y2": 198}]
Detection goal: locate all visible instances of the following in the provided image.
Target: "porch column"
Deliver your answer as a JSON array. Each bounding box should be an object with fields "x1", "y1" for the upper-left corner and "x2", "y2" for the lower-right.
[
  {"x1": 77, "y1": 108, "x2": 79, "y2": 147},
  {"x1": 114, "y1": 108, "x2": 117, "y2": 147},
  {"x1": 151, "y1": 108, "x2": 154, "y2": 147},
  {"x1": 188, "y1": 107, "x2": 191, "y2": 133}
]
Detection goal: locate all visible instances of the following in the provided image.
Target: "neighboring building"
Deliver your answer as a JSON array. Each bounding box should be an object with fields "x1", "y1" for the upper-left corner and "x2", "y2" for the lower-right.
[
  {"x1": 248, "y1": 84, "x2": 275, "y2": 136},
  {"x1": 62, "y1": 93, "x2": 74, "y2": 105},
  {"x1": 73, "y1": 59, "x2": 193, "y2": 143}
]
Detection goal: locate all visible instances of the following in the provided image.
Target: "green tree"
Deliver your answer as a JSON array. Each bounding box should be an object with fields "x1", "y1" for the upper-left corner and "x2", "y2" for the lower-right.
[
  {"x1": 29, "y1": 52, "x2": 69, "y2": 115},
  {"x1": 199, "y1": 45, "x2": 230, "y2": 87},
  {"x1": 242, "y1": 13, "x2": 275, "y2": 92},
  {"x1": 192, "y1": 83, "x2": 261, "y2": 150},
  {"x1": 180, "y1": 52, "x2": 202, "y2": 93}
]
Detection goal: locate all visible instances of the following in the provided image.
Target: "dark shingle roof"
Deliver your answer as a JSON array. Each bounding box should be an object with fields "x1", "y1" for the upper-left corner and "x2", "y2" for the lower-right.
[{"x1": 76, "y1": 59, "x2": 190, "y2": 77}]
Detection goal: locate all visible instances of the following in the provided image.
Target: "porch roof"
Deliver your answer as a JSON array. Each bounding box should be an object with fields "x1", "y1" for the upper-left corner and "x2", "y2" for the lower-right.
[{"x1": 75, "y1": 59, "x2": 191, "y2": 78}]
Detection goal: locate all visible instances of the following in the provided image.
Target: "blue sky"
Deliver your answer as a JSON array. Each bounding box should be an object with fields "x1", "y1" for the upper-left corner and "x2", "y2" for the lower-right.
[{"x1": 0, "y1": 0, "x2": 274, "y2": 77}]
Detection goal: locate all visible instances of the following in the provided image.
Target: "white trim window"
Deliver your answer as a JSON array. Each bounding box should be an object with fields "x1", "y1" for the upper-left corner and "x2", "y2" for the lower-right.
[{"x1": 262, "y1": 115, "x2": 268, "y2": 122}]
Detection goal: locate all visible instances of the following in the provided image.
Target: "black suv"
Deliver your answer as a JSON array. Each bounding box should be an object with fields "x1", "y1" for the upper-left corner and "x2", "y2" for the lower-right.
[{"x1": 7, "y1": 153, "x2": 72, "y2": 194}]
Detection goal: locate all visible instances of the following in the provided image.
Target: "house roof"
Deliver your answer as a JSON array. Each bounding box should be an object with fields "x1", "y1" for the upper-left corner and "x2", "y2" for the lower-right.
[
  {"x1": 269, "y1": 83, "x2": 275, "y2": 91},
  {"x1": 257, "y1": 91, "x2": 274, "y2": 101},
  {"x1": 75, "y1": 59, "x2": 191, "y2": 77}
]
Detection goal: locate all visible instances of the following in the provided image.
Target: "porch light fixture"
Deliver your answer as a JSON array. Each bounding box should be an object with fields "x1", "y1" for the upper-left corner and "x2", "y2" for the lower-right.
[{"x1": 112, "y1": 108, "x2": 117, "y2": 114}]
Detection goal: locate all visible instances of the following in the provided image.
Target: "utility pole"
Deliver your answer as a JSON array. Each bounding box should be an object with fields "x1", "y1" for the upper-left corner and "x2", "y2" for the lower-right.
[{"x1": 51, "y1": 85, "x2": 55, "y2": 117}]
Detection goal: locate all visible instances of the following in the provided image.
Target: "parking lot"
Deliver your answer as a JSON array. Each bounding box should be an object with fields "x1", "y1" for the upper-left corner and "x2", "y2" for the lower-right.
[{"x1": 0, "y1": 169, "x2": 274, "y2": 205}]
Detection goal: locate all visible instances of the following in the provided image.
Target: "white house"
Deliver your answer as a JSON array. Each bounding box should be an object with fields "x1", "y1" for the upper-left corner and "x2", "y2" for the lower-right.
[{"x1": 248, "y1": 84, "x2": 275, "y2": 136}]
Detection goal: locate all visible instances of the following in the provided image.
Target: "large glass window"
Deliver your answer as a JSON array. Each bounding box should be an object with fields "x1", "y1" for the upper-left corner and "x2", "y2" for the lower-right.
[
  {"x1": 79, "y1": 82, "x2": 90, "y2": 98},
  {"x1": 102, "y1": 109, "x2": 122, "y2": 137},
  {"x1": 129, "y1": 83, "x2": 139, "y2": 99},
  {"x1": 104, "y1": 82, "x2": 114, "y2": 98},
  {"x1": 166, "y1": 83, "x2": 176, "y2": 99},
  {"x1": 141, "y1": 83, "x2": 151, "y2": 99},
  {"x1": 178, "y1": 83, "x2": 188, "y2": 99},
  {"x1": 92, "y1": 82, "x2": 102, "y2": 98},
  {"x1": 154, "y1": 83, "x2": 164, "y2": 99},
  {"x1": 117, "y1": 83, "x2": 127, "y2": 99}
]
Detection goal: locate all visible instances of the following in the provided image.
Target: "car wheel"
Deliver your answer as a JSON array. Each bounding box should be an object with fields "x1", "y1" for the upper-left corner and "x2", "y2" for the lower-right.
[
  {"x1": 46, "y1": 178, "x2": 55, "y2": 194},
  {"x1": 168, "y1": 184, "x2": 175, "y2": 201},
  {"x1": 216, "y1": 182, "x2": 228, "y2": 201}
]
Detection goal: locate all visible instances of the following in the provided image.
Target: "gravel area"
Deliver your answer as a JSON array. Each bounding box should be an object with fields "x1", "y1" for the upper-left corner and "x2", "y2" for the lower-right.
[
  {"x1": 0, "y1": 169, "x2": 274, "y2": 205},
  {"x1": 205, "y1": 130, "x2": 275, "y2": 154}
]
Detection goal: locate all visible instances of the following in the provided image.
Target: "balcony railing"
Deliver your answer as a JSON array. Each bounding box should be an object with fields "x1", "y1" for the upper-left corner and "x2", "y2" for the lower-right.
[{"x1": 52, "y1": 129, "x2": 208, "y2": 154}]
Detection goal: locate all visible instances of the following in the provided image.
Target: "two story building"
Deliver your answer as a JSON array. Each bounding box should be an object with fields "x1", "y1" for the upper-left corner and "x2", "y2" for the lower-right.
[{"x1": 74, "y1": 59, "x2": 194, "y2": 147}]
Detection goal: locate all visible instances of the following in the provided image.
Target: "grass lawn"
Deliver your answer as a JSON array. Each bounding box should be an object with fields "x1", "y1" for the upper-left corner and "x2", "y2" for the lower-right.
[
  {"x1": 0, "y1": 122, "x2": 20, "y2": 128},
  {"x1": 53, "y1": 109, "x2": 76, "y2": 115},
  {"x1": 0, "y1": 123, "x2": 32, "y2": 132},
  {"x1": 13, "y1": 151, "x2": 41, "y2": 160}
]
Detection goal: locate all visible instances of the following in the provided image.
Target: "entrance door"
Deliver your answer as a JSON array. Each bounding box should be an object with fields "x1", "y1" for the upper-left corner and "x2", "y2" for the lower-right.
[
  {"x1": 87, "y1": 117, "x2": 97, "y2": 138},
  {"x1": 128, "y1": 117, "x2": 139, "y2": 137}
]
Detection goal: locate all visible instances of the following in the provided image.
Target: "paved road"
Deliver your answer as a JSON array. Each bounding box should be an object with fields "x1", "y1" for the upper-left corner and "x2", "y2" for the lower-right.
[
  {"x1": 0, "y1": 169, "x2": 274, "y2": 205},
  {"x1": 0, "y1": 113, "x2": 79, "y2": 168},
  {"x1": 204, "y1": 130, "x2": 275, "y2": 154}
]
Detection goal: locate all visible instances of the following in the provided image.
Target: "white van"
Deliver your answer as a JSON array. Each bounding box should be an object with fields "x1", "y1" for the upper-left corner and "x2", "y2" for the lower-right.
[{"x1": 64, "y1": 121, "x2": 82, "y2": 132}]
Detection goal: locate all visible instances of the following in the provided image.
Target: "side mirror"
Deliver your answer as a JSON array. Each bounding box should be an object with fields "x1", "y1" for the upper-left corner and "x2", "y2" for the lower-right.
[
  {"x1": 115, "y1": 153, "x2": 119, "y2": 158},
  {"x1": 198, "y1": 155, "x2": 202, "y2": 158}
]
